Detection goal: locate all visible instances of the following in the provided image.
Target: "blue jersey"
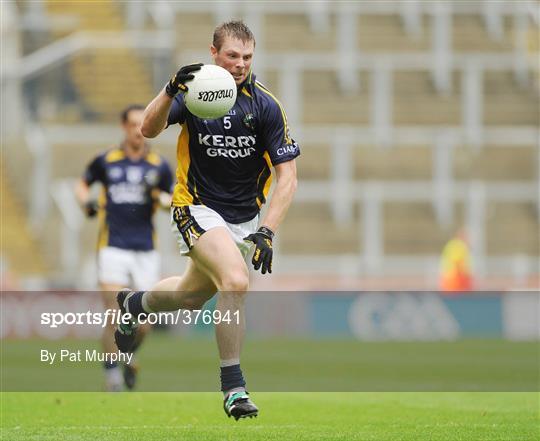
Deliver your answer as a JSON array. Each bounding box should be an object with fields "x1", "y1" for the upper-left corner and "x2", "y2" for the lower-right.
[
  {"x1": 167, "y1": 71, "x2": 300, "y2": 224},
  {"x1": 83, "y1": 146, "x2": 174, "y2": 251}
]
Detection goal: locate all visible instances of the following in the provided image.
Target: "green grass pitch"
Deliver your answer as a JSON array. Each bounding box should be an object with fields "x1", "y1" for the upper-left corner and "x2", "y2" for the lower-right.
[
  {"x1": 2, "y1": 392, "x2": 538, "y2": 440},
  {"x1": 2, "y1": 336, "x2": 538, "y2": 439},
  {"x1": 2, "y1": 336, "x2": 538, "y2": 391}
]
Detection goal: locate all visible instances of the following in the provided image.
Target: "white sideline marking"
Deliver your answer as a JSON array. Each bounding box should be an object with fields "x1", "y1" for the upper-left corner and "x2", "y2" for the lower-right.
[{"x1": 5, "y1": 424, "x2": 300, "y2": 430}]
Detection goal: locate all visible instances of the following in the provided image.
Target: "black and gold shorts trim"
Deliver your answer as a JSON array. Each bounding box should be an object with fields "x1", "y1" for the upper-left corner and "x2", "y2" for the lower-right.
[{"x1": 172, "y1": 206, "x2": 206, "y2": 250}]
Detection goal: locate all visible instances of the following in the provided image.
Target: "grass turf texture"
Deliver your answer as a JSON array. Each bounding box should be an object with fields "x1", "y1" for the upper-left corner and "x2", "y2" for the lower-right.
[
  {"x1": 2, "y1": 336, "x2": 538, "y2": 391},
  {"x1": 2, "y1": 392, "x2": 538, "y2": 440}
]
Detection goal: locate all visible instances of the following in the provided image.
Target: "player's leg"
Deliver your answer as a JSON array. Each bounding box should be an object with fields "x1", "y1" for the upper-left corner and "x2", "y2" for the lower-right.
[
  {"x1": 98, "y1": 247, "x2": 134, "y2": 391},
  {"x1": 120, "y1": 250, "x2": 161, "y2": 390},
  {"x1": 99, "y1": 283, "x2": 126, "y2": 391},
  {"x1": 188, "y1": 227, "x2": 249, "y2": 362},
  {"x1": 99, "y1": 284, "x2": 125, "y2": 355},
  {"x1": 114, "y1": 258, "x2": 217, "y2": 352},
  {"x1": 116, "y1": 227, "x2": 257, "y2": 418},
  {"x1": 117, "y1": 228, "x2": 244, "y2": 317},
  {"x1": 143, "y1": 258, "x2": 218, "y2": 311},
  {"x1": 187, "y1": 227, "x2": 258, "y2": 419}
]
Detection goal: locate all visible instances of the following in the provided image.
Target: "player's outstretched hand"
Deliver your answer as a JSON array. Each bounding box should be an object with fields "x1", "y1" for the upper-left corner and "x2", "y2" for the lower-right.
[
  {"x1": 165, "y1": 63, "x2": 204, "y2": 97},
  {"x1": 85, "y1": 200, "x2": 99, "y2": 218},
  {"x1": 244, "y1": 227, "x2": 274, "y2": 275}
]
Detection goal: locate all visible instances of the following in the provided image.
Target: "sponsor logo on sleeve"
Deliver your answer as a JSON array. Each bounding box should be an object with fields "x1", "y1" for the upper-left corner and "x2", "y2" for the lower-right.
[{"x1": 276, "y1": 140, "x2": 299, "y2": 156}]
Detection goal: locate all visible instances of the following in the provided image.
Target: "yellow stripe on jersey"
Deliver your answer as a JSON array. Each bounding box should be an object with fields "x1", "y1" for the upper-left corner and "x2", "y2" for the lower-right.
[
  {"x1": 256, "y1": 152, "x2": 273, "y2": 208},
  {"x1": 145, "y1": 151, "x2": 162, "y2": 166},
  {"x1": 262, "y1": 151, "x2": 273, "y2": 197},
  {"x1": 173, "y1": 123, "x2": 194, "y2": 206},
  {"x1": 254, "y1": 81, "x2": 292, "y2": 145},
  {"x1": 97, "y1": 187, "x2": 108, "y2": 249},
  {"x1": 105, "y1": 148, "x2": 125, "y2": 163},
  {"x1": 241, "y1": 87, "x2": 252, "y2": 99},
  {"x1": 193, "y1": 181, "x2": 202, "y2": 203}
]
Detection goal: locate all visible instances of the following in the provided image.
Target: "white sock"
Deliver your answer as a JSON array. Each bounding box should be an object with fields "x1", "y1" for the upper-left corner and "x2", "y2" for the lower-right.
[
  {"x1": 220, "y1": 358, "x2": 240, "y2": 368},
  {"x1": 105, "y1": 366, "x2": 123, "y2": 391},
  {"x1": 141, "y1": 292, "x2": 155, "y2": 313}
]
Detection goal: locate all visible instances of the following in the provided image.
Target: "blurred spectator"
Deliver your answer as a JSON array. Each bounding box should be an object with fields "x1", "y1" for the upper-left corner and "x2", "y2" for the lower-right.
[
  {"x1": 0, "y1": 256, "x2": 20, "y2": 291},
  {"x1": 439, "y1": 229, "x2": 473, "y2": 292}
]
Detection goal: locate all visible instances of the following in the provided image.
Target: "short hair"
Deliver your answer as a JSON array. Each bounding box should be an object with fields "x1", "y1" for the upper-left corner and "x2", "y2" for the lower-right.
[
  {"x1": 212, "y1": 20, "x2": 256, "y2": 51},
  {"x1": 120, "y1": 104, "x2": 145, "y2": 123}
]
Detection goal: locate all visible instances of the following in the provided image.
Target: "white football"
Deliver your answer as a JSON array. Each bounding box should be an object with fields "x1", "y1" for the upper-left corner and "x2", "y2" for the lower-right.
[{"x1": 184, "y1": 64, "x2": 237, "y2": 120}]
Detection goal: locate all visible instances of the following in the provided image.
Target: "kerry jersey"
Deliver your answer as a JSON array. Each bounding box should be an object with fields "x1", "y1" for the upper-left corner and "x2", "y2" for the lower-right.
[
  {"x1": 83, "y1": 146, "x2": 174, "y2": 251},
  {"x1": 167, "y1": 71, "x2": 300, "y2": 224}
]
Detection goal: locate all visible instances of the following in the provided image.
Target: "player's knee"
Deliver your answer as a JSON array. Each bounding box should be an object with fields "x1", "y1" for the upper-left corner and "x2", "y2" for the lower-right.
[{"x1": 219, "y1": 271, "x2": 249, "y2": 294}]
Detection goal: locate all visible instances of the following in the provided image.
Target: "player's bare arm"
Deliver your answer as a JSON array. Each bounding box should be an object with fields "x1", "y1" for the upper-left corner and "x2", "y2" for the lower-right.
[
  {"x1": 141, "y1": 89, "x2": 173, "y2": 138},
  {"x1": 151, "y1": 188, "x2": 173, "y2": 209},
  {"x1": 260, "y1": 160, "x2": 298, "y2": 232},
  {"x1": 74, "y1": 178, "x2": 90, "y2": 206},
  {"x1": 141, "y1": 63, "x2": 203, "y2": 138},
  {"x1": 74, "y1": 178, "x2": 98, "y2": 217},
  {"x1": 244, "y1": 160, "x2": 298, "y2": 274}
]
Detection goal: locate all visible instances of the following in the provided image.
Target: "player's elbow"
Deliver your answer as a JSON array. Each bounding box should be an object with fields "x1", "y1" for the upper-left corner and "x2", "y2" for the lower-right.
[
  {"x1": 140, "y1": 122, "x2": 158, "y2": 139},
  {"x1": 74, "y1": 179, "x2": 88, "y2": 203},
  {"x1": 140, "y1": 112, "x2": 164, "y2": 138},
  {"x1": 275, "y1": 161, "x2": 298, "y2": 196}
]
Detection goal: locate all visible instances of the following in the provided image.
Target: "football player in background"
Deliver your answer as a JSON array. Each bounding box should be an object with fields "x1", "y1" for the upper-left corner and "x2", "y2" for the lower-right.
[
  {"x1": 75, "y1": 104, "x2": 173, "y2": 391},
  {"x1": 114, "y1": 21, "x2": 299, "y2": 419}
]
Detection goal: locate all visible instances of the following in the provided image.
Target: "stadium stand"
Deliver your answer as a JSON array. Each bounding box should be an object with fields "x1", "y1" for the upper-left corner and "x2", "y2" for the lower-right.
[
  {"x1": 2, "y1": 1, "x2": 538, "y2": 288},
  {"x1": 46, "y1": 0, "x2": 154, "y2": 120},
  {"x1": 0, "y1": 165, "x2": 48, "y2": 275}
]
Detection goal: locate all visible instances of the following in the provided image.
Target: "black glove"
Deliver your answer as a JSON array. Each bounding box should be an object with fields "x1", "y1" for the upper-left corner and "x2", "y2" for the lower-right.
[
  {"x1": 244, "y1": 226, "x2": 274, "y2": 274},
  {"x1": 165, "y1": 63, "x2": 203, "y2": 97},
  {"x1": 84, "y1": 200, "x2": 98, "y2": 218}
]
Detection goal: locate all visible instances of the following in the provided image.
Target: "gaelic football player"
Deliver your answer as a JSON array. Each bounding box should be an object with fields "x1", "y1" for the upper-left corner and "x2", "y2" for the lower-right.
[
  {"x1": 75, "y1": 104, "x2": 173, "y2": 391},
  {"x1": 115, "y1": 21, "x2": 299, "y2": 419}
]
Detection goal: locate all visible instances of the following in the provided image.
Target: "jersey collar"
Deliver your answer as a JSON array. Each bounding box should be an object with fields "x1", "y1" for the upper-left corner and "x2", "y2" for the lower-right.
[
  {"x1": 238, "y1": 70, "x2": 255, "y2": 98},
  {"x1": 120, "y1": 141, "x2": 151, "y2": 162}
]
